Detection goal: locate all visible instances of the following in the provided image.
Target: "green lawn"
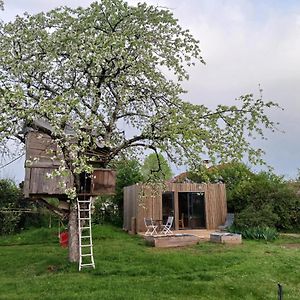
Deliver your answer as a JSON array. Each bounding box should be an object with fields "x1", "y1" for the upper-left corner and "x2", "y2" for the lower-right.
[{"x1": 1, "y1": 225, "x2": 300, "y2": 300}]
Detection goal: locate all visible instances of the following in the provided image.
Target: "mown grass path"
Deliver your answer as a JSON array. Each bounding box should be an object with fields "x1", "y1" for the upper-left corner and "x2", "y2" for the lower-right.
[{"x1": 1, "y1": 225, "x2": 300, "y2": 299}]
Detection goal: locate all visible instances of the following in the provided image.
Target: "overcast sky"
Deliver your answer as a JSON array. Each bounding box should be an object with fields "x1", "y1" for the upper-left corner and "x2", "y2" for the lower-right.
[{"x1": 1, "y1": 0, "x2": 300, "y2": 182}]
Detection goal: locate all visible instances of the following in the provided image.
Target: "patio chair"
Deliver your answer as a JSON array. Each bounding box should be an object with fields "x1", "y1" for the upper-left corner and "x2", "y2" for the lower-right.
[
  {"x1": 218, "y1": 213, "x2": 234, "y2": 231},
  {"x1": 160, "y1": 216, "x2": 174, "y2": 235},
  {"x1": 144, "y1": 218, "x2": 158, "y2": 236}
]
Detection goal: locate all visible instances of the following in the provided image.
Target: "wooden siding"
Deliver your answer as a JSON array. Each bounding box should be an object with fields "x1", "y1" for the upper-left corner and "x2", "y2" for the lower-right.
[
  {"x1": 92, "y1": 169, "x2": 116, "y2": 195},
  {"x1": 24, "y1": 131, "x2": 116, "y2": 197},
  {"x1": 24, "y1": 132, "x2": 72, "y2": 197},
  {"x1": 25, "y1": 131, "x2": 62, "y2": 168},
  {"x1": 24, "y1": 167, "x2": 74, "y2": 197},
  {"x1": 123, "y1": 182, "x2": 227, "y2": 233}
]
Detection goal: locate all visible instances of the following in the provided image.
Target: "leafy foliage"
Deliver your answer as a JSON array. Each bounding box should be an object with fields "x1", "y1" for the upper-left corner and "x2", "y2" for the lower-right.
[
  {"x1": 0, "y1": 0, "x2": 279, "y2": 198},
  {"x1": 190, "y1": 163, "x2": 300, "y2": 230},
  {"x1": 0, "y1": 179, "x2": 23, "y2": 234},
  {"x1": 0, "y1": 179, "x2": 56, "y2": 234},
  {"x1": 188, "y1": 162, "x2": 253, "y2": 211},
  {"x1": 234, "y1": 204, "x2": 279, "y2": 228},
  {"x1": 232, "y1": 172, "x2": 300, "y2": 230},
  {"x1": 230, "y1": 226, "x2": 279, "y2": 241},
  {"x1": 114, "y1": 159, "x2": 143, "y2": 207},
  {"x1": 141, "y1": 153, "x2": 173, "y2": 181}
]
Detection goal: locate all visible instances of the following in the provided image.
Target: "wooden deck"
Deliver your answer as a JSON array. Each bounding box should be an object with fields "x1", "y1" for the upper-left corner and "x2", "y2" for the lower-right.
[
  {"x1": 138, "y1": 229, "x2": 215, "y2": 241},
  {"x1": 173, "y1": 229, "x2": 216, "y2": 241}
]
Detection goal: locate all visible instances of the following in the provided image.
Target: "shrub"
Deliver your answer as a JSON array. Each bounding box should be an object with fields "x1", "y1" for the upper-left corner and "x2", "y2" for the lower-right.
[
  {"x1": 230, "y1": 226, "x2": 279, "y2": 241},
  {"x1": 0, "y1": 179, "x2": 23, "y2": 235},
  {"x1": 190, "y1": 163, "x2": 300, "y2": 230},
  {"x1": 0, "y1": 179, "x2": 54, "y2": 234},
  {"x1": 92, "y1": 196, "x2": 121, "y2": 226},
  {"x1": 234, "y1": 204, "x2": 279, "y2": 229},
  {"x1": 232, "y1": 172, "x2": 300, "y2": 230}
]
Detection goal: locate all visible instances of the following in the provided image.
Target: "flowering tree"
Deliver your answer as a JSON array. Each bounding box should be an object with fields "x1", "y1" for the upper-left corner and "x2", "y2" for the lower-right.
[{"x1": 0, "y1": 0, "x2": 278, "y2": 262}]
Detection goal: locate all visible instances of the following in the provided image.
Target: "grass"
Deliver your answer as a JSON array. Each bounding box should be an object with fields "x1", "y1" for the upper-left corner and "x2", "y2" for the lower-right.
[{"x1": 1, "y1": 225, "x2": 300, "y2": 299}]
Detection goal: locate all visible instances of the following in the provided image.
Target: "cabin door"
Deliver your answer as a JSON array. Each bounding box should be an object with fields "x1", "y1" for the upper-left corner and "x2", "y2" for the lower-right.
[{"x1": 179, "y1": 192, "x2": 206, "y2": 229}]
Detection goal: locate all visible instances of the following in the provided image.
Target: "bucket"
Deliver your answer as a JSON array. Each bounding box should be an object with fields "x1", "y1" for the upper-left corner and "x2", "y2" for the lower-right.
[{"x1": 59, "y1": 231, "x2": 68, "y2": 248}]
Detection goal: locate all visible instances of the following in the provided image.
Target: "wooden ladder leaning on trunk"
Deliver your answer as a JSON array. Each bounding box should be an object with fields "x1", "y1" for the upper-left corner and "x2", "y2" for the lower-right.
[{"x1": 77, "y1": 196, "x2": 95, "y2": 271}]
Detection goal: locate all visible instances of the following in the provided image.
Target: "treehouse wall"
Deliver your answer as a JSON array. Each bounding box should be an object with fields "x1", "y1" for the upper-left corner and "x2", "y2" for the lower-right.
[
  {"x1": 23, "y1": 131, "x2": 115, "y2": 198},
  {"x1": 23, "y1": 131, "x2": 73, "y2": 198}
]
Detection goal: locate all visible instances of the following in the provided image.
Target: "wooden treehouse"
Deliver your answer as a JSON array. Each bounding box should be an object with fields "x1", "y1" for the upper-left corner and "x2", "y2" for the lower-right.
[{"x1": 23, "y1": 130, "x2": 116, "y2": 199}]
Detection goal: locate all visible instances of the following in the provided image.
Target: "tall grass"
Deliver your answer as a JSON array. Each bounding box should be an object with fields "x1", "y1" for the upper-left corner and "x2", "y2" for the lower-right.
[{"x1": 229, "y1": 226, "x2": 279, "y2": 241}]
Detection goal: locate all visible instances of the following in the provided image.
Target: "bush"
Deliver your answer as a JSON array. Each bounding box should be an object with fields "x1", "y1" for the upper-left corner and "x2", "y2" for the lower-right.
[
  {"x1": 230, "y1": 226, "x2": 279, "y2": 241},
  {"x1": 232, "y1": 172, "x2": 300, "y2": 230},
  {"x1": 92, "y1": 196, "x2": 122, "y2": 226},
  {"x1": 0, "y1": 179, "x2": 23, "y2": 234},
  {"x1": 234, "y1": 204, "x2": 279, "y2": 229},
  {"x1": 190, "y1": 163, "x2": 300, "y2": 230},
  {"x1": 0, "y1": 179, "x2": 55, "y2": 234}
]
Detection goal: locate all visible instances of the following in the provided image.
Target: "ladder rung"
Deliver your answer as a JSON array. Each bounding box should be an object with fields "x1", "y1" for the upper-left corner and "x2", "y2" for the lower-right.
[
  {"x1": 78, "y1": 201, "x2": 91, "y2": 203},
  {"x1": 81, "y1": 235, "x2": 91, "y2": 238},
  {"x1": 81, "y1": 253, "x2": 92, "y2": 257},
  {"x1": 81, "y1": 263, "x2": 94, "y2": 267},
  {"x1": 81, "y1": 244, "x2": 92, "y2": 247},
  {"x1": 80, "y1": 226, "x2": 91, "y2": 230},
  {"x1": 79, "y1": 218, "x2": 90, "y2": 220},
  {"x1": 79, "y1": 209, "x2": 90, "y2": 212}
]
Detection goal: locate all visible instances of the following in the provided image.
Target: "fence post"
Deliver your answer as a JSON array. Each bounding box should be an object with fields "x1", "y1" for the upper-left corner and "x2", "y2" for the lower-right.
[{"x1": 278, "y1": 283, "x2": 283, "y2": 300}]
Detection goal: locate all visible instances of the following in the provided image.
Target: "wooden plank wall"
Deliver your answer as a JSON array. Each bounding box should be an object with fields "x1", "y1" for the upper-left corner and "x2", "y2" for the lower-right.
[
  {"x1": 123, "y1": 182, "x2": 227, "y2": 233},
  {"x1": 25, "y1": 131, "x2": 61, "y2": 168},
  {"x1": 24, "y1": 131, "x2": 72, "y2": 197},
  {"x1": 136, "y1": 185, "x2": 162, "y2": 232},
  {"x1": 92, "y1": 169, "x2": 116, "y2": 195},
  {"x1": 24, "y1": 132, "x2": 116, "y2": 197},
  {"x1": 28, "y1": 168, "x2": 73, "y2": 195},
  {"x1": 123, "y1": 184, "x2": 140, "y2": 232}
]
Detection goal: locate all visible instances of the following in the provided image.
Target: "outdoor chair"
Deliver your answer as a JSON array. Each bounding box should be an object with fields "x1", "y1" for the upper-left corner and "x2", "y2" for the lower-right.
[
  {"x1": 218, "y1": 213, "x2": 234, "y2": 231},
  {"x1": 160, "y1": 216, "x2": 174, "y2": 235},
  {"x1": 144, "y1": 218, "x2": 158, "y2": 236}
]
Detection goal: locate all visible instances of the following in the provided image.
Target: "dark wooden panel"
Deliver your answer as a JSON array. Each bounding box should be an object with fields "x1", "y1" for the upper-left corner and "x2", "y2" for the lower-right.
[
  {"x1": 91, "y1": 169, "x2": 116, "y2": 195},
  {"x1": 25, "y1": 132, "x2": 61, "y2": 168},
  {"x1": 28, "y1": 167, "x2": 73, "y2": 195}
]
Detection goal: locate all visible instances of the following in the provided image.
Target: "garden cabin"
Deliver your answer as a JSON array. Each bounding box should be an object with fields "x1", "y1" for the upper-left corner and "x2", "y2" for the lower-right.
[{"x1": 123, "y1": 182, "x2": 227, "y2": 234}]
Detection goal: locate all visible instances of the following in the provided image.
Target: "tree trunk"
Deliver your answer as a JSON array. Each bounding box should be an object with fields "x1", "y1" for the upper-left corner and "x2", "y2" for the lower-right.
[{"x1": 68, "y1": 204, "x2": 79, "y2": 262}]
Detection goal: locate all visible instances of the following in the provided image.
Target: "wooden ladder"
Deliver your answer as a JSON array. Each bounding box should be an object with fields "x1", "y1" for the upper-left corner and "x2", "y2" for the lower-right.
[{"x1": 77, "y1": 197, "x2": 95, "y2": 271}]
